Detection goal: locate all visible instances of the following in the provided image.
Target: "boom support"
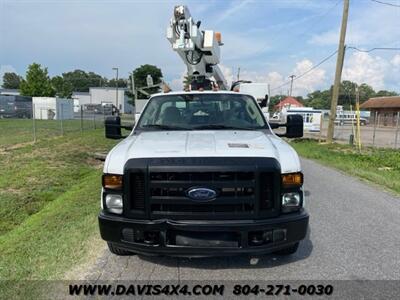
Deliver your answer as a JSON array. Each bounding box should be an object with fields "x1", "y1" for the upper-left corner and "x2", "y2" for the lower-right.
[{"x1": 166, "y1": 5, "x2": 228, "y2": 90}]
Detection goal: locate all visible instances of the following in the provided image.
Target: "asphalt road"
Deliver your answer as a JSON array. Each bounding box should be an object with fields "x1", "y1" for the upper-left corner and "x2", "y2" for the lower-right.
[{"x1": 79, "y1": 158, "x2": 400, "y2": 283}]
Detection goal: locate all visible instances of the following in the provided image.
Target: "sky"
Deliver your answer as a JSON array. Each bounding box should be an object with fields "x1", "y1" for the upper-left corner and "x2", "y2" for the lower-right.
[{"x1": 1, "y1": 0, "x2": 399, "y2": 96}]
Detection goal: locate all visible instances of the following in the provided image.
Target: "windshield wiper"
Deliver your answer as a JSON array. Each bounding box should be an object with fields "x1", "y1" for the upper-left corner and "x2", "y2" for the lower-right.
[
  {"x1": 193, "y1": 124, "x2": 256, "y2": 130},
  {"x1": 142, "y1": 124, "x2": 191, "y2": 130}
]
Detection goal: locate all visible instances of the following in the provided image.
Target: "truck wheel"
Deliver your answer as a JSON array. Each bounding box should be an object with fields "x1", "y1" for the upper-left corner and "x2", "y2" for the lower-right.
[
  {"x1": 107, "y1": 242, "x2": 136, "y2": 256},
  {"x1": 273, "y1": 242, "x2": 299, "y2": 255}
]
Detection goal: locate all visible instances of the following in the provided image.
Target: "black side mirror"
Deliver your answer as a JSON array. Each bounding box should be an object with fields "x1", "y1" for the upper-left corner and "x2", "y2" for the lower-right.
[
  {"x1": 105, "y1": 116, "x2": 122, "y2": 139},
  {"x1": 285, "y1": 114, "x2": 303, "y2": 138}
]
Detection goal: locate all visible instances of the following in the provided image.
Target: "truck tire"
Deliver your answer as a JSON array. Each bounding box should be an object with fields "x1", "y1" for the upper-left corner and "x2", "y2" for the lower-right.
[
  {"x1": 107, "y1": 242, "x2": 136, "y2": 256},
  {"x1": 273, "y1": 242, "x2": 299, "y2": 255}
]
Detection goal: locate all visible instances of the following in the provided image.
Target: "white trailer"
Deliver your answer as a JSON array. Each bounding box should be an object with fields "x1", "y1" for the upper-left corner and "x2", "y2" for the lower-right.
[
  {"x1": 32, "y1": 97, "x2": 74, "y2": 120},
  {"x1": 285, "y1": 107, "x2": 322, "y2": 132}
]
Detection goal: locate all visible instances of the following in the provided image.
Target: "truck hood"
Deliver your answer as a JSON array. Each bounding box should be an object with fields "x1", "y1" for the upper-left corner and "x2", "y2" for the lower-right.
[{"x1": 104, "y1": 131, "x2": 301, "y2": 174}]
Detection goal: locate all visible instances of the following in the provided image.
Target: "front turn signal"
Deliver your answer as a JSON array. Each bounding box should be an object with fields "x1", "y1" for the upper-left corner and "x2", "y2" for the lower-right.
[
  {"x1": 282, "y1": 172, "x2": 303, "y2": 188},
  {"x1": 103, "y1": 174, "x2": 123, "y2": 190}
]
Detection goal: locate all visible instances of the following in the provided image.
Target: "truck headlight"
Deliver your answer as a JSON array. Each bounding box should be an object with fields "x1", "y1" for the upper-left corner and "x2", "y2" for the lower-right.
[
  {"x1": 105, "y1": 194, "x2": 123, "y2": 214},
  {"x1": 282, "y1": 192, "x2": 301, "y2": 213}
]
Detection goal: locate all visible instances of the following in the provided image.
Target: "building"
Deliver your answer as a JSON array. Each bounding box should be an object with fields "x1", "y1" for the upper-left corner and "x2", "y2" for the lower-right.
[
  {"x1": 0, "y1": 88, "x2": 20, "y2": 96},
  {"x1": 32, "y1": 97, "x2": 74, "y2": 120},
  {"x1": 360, "y1": 96, "x2": 400, "y2": 126},
  {"x1": 274, "y1": 96, "x2": 304, "y2": 111},
  {"x1": 72, "y1": 87, "x2": 133, "y2": 114},
  {"x1": 71, "y1": 92, "x2": 91, "y2": 113}
]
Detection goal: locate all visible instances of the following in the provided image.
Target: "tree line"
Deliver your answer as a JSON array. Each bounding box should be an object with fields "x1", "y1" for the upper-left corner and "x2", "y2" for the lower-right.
[
  {"x1": 3, "y1": 64, "x2": 397, "y2": 108},
  {"x1": 269, "y1": 80, "x2": 398, "y2": 111},
  {"x1": 1, "y1": 63, "x2": 163, "y2": 100}
]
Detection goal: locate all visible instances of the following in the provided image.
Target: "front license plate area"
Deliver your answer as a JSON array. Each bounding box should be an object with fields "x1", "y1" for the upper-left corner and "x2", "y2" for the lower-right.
[{"x1": 168, "y1": 230, "x2": 239, "y2": 248}]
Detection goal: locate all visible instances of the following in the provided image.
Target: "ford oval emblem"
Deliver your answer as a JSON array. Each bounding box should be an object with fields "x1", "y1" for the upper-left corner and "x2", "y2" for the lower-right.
[{"x1": 186, "y1": 187, "x2": 217, "y2": 202}]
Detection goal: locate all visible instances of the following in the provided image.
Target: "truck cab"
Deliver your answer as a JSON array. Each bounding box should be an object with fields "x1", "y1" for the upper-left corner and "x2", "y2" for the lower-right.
[{"x1": 99, "y1": 91, "x2": 309, "y2": 257}]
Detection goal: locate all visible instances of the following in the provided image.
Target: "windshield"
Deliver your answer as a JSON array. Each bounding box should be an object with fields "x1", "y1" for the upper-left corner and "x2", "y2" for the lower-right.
[{"x1": 137, "y1": 94, "x2": 267, "y2": 131}]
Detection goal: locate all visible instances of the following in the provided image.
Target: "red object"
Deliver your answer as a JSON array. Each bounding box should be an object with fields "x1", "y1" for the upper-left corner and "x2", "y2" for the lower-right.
[{"x1": 274, "y1": 97, "x2": 304, "y2": 110}]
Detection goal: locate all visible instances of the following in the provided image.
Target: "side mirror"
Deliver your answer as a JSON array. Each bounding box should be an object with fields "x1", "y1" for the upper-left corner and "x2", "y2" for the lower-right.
[
  {"x1": 285, "y1": 114, "x2": 303, "y2": 138},
  {"x1": 105, "y1": 116, "x2": 122, "y2": 139}
]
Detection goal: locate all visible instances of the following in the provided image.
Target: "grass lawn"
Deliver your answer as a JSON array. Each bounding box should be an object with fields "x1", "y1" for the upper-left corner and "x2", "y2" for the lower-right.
[
  {"x1": 290, "y1": 139, "x2": 400, "y2": 195},
  {"x1": 0, "y1": 118, "x2": 104, "y2": 148},
  {"x1": 0, "y1": 125, "x2": 118, "y2": 296}
]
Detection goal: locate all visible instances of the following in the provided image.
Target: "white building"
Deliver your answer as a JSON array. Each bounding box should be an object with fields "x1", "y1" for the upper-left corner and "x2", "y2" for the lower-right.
[
  {"x1": 0, "y1": 89, "x2": 20, "y2": 96},
  {"x1": 72, "y1": 92, "x2": 91, "y2": 113},
  {"x1": 32, "y1": 97, "x2": 74, "y2": 120},
  {"x1": 72, "y1": 87, "x2": 134, "y2": 114}
]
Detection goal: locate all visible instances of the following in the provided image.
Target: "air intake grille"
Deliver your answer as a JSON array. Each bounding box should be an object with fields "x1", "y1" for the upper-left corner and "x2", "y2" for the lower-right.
[
  {"x1": 259, "y1": 172, "x2": 274, "y2": 210},
  {"x1": 130, "y1": 173, "x2": 145, "y2": 210}
]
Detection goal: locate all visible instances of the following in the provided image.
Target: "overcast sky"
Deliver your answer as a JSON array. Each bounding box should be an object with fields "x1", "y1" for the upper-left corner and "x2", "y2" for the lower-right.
[{"x1": 1, "y1": 0, "x2": 399, "y2": 96}]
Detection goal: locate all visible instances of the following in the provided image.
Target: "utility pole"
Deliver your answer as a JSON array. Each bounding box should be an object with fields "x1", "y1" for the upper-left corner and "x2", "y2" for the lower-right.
[
  {"x1": 289, "y1": 75, "x2": 296, "y2": 96},
  {"x1": 327, "y1": 0, "x2": 349, "y2": 143},
  {"x1": 237, "y1": 67, "x2": 240, "y2": 81},
  {"x1": 112, "y1": 67, "x2": 119, "y2": 113},
  {"x1": 355, "y1": 86, "x2": 362, "y2": 151}
]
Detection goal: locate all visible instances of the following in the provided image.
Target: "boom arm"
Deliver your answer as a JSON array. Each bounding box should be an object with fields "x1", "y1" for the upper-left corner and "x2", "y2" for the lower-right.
[{"x1": 166, "y1": 5, "x2": 228, "y2": 90}]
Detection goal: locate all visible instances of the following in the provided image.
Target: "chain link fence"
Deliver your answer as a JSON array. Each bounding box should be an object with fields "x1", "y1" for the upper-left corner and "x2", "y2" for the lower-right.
[
  {"x1": 0, "y1": 100, "x2": 134, "y2": 149},
  {"x1": 305, "y1": 112, "x2": 400, "y2": 149}
]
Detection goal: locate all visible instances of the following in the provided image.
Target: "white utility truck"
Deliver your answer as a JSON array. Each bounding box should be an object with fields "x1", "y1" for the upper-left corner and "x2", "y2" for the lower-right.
[{"x1": 99, "y1": 5, "x2": 308, "y2": 257}]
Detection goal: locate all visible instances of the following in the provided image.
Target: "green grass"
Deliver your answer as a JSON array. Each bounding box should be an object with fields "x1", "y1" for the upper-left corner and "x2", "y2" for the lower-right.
[
  {"x1": 0, "y1": 128, "x2": 114, "y2": 236},
  {"x1": 0, "y1": 126, "x2": 117, "y2": 291},
  {"x1": 0, "y1": 118, "x2": 104, "y2": 148},
  {"x1": 290, "y1": 139, "x2": 400, "y2": 195}
]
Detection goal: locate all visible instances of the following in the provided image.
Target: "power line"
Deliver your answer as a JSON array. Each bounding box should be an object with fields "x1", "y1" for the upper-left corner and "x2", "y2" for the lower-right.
[
  {"x1": 254, "y1": 0, "x2": 342, "y2": 56},
  {"x1": 348, "y1": 46, "x2": 400, "y2": 52},
  {"x1": 271, "y1": 49, "x2": 338, "y2": 92},
  {"x1": 370, "y1": 0, "x2": 400, "y2": 8}
]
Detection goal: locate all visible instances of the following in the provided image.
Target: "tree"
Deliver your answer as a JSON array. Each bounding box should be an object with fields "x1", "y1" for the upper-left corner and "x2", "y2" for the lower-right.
[
  {"x1": 183, "y1": 75, "x2": 193, "y2": 90},
  {"x1": 107, "y1": 78, "x2": 127, "y2": 88},
  {"x1": 51, "y1": 75, "x2": 73, "y2": 98},
  {"x1": 338, "y1": 80, "x2": 357, "y2": 108},
  {"x1": 303, "y1": 90, "x2": 331, "y2": 109},
  {"x1": 62, "y1": 69, "x2": 106, "y2": 92},
  {"x1": 2, "y1": 72, "x2": 22, "y2": 89},
  {"x1": 358, "y1": 83, "x2": 375, "y2": 103},
  {"x1": 375, "y1": 90, "x2": 398, "y2": 97},
  {"x1": 268, "y1": 94, "x2": 285, "y2": 111},
  {"x1": 132, "y1": 64, "x2": 163, "y2": 99},
  {"x1": 20, "y1": 63, "x2": 55, "y2": 97}
]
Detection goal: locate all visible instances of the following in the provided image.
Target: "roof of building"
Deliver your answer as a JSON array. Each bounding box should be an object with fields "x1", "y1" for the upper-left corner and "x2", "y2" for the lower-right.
[
  {"x1": 0, "y1": 88, "x2": 20, "y2": 95},
  {"x1": 89, "y1": 87, "x2": 128, "y2": 91},
  {"x1": 274, "y1": 97, "x2": 304, "y2": 109},
  {"x1": 72, "y1": 91, "x2": 90, "y2": 96},
  {"x1": 360, "y1": 96, "x2": 400, "y2": 109}
]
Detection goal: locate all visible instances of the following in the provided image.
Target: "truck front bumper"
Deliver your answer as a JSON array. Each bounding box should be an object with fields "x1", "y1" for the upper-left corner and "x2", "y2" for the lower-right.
[{"x1": 98, "y1": 211, "x2": 309, "y2": 257}]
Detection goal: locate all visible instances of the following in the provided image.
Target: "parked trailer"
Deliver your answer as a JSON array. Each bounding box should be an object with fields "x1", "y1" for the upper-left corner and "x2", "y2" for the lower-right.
[
  {"x1": 285, "y1": 107, "x2": 322, "y2": 132},
  {"x1": 32, "y1": 97, "x2": 74, "y2": 120}
]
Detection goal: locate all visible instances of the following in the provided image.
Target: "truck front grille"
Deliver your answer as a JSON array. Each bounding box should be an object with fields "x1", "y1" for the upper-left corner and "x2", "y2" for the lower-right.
[
  {"x1": 125, "y1": 157, "x2": 280, "y2": 220},
  {"x1": 148, "y1": 171, "x2": 271, "y2": 219}
]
